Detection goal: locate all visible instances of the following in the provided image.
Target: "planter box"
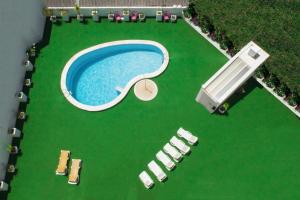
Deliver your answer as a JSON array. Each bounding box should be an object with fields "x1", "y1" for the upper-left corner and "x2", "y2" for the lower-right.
[
  {"x1": 8, "y1": 128, "x2": 21, "y2": 138},
  {"x1": 92, "y1": 15, "x2": 99, "y2": 22},
  {"x1": 123, "y1": 11, "x2": 130, "y2": 21},
  {"x1": 24, "y1": 60, "x2": 34, "y2": 72},
  {"x1": 156, "y1": 11, "x2": 163, "y2": 21},
  {"x1": 62, "y1": 15, "x2": 70, "y2": 22},
  {"x1": 0, "y1": 181, "x2": 8, "y2": 191},
  {"x1": 18, "y1": 112, "x2": 26, "y2": 120},
  {"x1": 17, "y1": 92, "x2": 27, "y2": 103}
]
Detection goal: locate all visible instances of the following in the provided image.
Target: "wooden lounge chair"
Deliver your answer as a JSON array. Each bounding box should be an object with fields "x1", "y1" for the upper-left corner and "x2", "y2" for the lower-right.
[
  {"x1": 55, "y1": 150, "x2": 70, "y2": 175},
  {"x1": 68, "y1": 159, "x2": 82, "y2": 185}
]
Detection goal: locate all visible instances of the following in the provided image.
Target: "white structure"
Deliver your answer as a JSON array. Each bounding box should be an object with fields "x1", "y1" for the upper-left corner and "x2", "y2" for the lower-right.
[{"x1": 196, "y1": 41, "x2": 269, "y2": 113}]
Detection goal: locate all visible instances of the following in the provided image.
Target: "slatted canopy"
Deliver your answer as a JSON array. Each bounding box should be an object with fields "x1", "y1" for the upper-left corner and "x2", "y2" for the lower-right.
[{"x1": 46, "y1": 0, "x2": 189, "y2": 7}]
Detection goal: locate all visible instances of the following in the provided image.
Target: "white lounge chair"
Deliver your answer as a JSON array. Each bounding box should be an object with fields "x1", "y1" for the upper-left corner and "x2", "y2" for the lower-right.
[
  {"x1": 170, "y1": 136, "x2": 191, "y2": 155},
  {"x1": 148, "y1": 161, "x2": 167, "y2": 182},
  {"x1": 139, "y1": 171, "x2": 154, "y2": 189},
  {"x1": 156, "y1": 150, "x2": 175, "y2": 171},
  {"x1": 177, "y1": 127, "x2": 198, "y2": 145},
  {"x1": 163, "y1": 143, "x2": 182, "y2": 162}
]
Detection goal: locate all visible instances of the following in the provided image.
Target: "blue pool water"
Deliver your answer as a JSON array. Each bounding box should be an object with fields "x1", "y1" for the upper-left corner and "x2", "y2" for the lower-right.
[{"x1": 66, "y1": 44, "x2": 164, "y2": 106}]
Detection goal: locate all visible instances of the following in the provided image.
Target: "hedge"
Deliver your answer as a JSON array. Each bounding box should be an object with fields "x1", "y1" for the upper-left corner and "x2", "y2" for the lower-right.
[{"x1": 188, "y1": 0, "x2": 300, "y2": 99}]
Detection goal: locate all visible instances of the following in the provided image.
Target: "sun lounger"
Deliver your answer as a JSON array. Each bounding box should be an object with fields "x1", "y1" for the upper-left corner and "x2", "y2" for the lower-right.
[
  {"x1": 55, "y1": 150, "x2": 70, "y2": 175},
  {"x1": 68, "y1": 159, "x2": 82, "y2": 185},
  {"x1": 170, "y1": 136, "x2": 191, "y2": 155},
  {"x1": 139, "y1": 171, "x2": 154, "y2": 189},
  {"x1": 148, "y1": 161, "x2": 167, "y2": 182},
  {"x1": 156, "y1": 150, "x2": 175, "y2": 171},
  {"x1": 177, "y1": 127, "x2": 198, "y2": 145},
  {"x1": 163, "y1": 143, "x2": 182, "y2": 162}
]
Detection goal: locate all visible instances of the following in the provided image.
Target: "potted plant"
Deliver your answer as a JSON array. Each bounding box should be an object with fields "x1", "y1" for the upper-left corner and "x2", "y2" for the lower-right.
[
  {"x1": 91, "y1": 10, "x2": 99, "y2": 22},
  {"x1": 187, "y1": 3, "x2": 197, "y2": 18},
  {"x1": 7, "y1": 164, "x2": 16, "y2": 173},
  {"x1": 60, "y1": 10, "x2": 70, "y2": 22},
  {"x1": 275, "y1": 83, "x2": 288, "y2": 97},
  {"x1": 288, "y1": 91, "x2": 299, "y2": 107},
  {"x1": 138, "y1": 13, "x2": 145, "y2": 22},
  {"x1": 7, "y1": 145, "x2": 18, "y2": 154},
  {"x1": 199, "y1": 16, "x2": 208, "y2": 33},
  {"x1": 123, "y1": 10, "x2": 130, "y2": 22},
  {"x1": 218, "y1": 102, "x2": 230, "y2": 114},
  {"x1": 25, "y1": 79, "x2": 31, "y2": 87},
  {"x1": 18, "y1": 111, "x2": 26, "y2": 120},
  {"x1": 183, "y1": 9, "x2": 191, "y2": 19}
]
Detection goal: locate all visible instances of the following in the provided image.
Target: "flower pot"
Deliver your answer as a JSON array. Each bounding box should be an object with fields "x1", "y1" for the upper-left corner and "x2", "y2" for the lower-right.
[
  {"x1": 25, "y1": 79, "x2": 31, "y2": 87},
  {"x1": 7, "y1": 165, "x2": 16, "y2": 173},
  {"x1": 10, "y1": 146, "x2": 19, "y2": 155},
  {"x1": 18, "y1": 112, "x2": 26, "y2": 120}
]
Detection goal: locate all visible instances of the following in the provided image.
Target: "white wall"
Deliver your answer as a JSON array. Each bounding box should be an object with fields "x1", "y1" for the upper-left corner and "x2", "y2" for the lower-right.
[{"x1": 0, "y1": 0, "x2": 45, "y2": 181}]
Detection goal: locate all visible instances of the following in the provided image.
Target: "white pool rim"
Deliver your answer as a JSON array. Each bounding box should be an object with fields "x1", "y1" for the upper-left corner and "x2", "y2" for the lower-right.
[{"x1": 60, "y1": 40, "x2": 169, "y2": 111}]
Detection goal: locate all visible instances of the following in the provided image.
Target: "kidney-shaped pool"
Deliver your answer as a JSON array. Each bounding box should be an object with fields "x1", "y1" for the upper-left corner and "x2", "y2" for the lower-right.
[{"x1": 60, "y1": 40, "x2": 169, "y2": 111}]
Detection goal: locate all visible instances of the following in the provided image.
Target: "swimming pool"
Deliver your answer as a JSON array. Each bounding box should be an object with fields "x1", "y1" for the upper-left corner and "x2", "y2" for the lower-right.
[{"x1": 60, "y1": 40, "x2": 169, "y2": 111}]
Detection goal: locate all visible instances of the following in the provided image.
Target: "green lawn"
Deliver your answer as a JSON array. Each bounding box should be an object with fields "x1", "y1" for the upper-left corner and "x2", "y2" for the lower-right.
[{"x1": 5, "y1": 18, "x2": 300, "y2": 200}]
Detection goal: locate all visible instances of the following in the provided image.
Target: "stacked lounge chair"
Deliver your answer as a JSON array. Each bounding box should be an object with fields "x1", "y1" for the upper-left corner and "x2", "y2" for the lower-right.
[
  {"x1": 138, "y1": 127, "x2": 198, "y2": 189},
  {"x1": 55, "y1": 150, "x2": 70, "y2": 175},
  {"x1": 68, "y1": 159, "x2": 82, "y2": 185}
]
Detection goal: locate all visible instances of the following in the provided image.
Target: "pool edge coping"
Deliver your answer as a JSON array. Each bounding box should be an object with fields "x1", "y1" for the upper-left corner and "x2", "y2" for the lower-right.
[{"x1": 60, "y1": 40, "x2": 169, "y2": 111}]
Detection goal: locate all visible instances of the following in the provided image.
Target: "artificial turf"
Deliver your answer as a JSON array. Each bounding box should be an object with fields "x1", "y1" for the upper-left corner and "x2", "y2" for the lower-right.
[{"x1": 5, "y1": 18, "x2": 300, "y2": 200}]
